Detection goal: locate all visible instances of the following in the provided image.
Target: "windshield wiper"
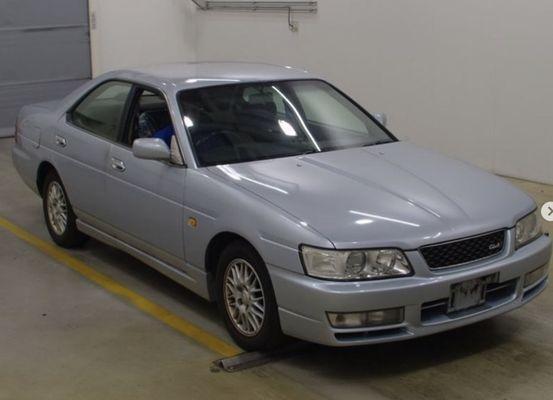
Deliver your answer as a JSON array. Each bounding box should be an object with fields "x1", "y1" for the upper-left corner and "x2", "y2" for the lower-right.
[{"x1": 300, "y1": 149, "x2": 319, "y2": 155}]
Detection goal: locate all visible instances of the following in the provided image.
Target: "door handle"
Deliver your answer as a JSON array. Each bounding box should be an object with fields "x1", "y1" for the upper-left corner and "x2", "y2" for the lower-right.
[
  {"x1": 111, "y1": 158, "x2": 126, "y2": 172},
  {"x1": 55, "y1": 135, "x2": 67, "y2": 147}
]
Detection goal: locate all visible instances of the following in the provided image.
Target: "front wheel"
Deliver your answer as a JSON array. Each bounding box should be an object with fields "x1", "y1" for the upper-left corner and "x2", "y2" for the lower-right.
[
  {"x1": 216, "y1": 241, "x2": 285, "y2": 351},
  {"x1": 42, "y1": 171, "x2": 87, "y2": 248}
]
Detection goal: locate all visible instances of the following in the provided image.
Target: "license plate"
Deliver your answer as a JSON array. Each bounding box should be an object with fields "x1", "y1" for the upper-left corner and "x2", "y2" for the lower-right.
[{"x1": 448, "y1": 274, "x2": 498, "y2": 313}]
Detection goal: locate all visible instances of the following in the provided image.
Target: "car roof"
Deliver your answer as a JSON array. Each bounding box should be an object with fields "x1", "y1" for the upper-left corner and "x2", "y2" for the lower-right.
[{"x1": 114, "y1": 62, "x2": 317, "y2": 90}]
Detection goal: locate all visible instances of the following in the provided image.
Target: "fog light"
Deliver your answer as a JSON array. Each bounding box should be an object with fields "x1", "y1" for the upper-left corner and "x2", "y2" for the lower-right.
[
  {"x1": 327, "y1": 307, "x2": 404, "y2": 329},
  {"x1": 524, "y1": 265, "x2": 548, "y2": 288}
]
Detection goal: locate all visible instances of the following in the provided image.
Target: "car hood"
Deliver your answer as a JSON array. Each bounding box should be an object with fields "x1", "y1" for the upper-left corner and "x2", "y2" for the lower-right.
[{"x1": 208, "y1": 142, "x2": 534, "y2": 249}]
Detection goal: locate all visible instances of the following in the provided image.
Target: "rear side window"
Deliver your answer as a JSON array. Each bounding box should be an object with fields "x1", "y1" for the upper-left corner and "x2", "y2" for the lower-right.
[{"x1": 70, "y1": 81, "x2": 132, "y2": 141}]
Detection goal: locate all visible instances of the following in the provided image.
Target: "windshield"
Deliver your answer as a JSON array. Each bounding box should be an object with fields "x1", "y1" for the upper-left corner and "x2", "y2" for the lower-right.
[{"x1": 178, "y1": 80, "x2": 395, "y2": 166}]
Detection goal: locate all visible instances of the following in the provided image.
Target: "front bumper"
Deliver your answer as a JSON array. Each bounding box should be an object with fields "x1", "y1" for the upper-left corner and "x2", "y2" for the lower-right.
[{"x1": 270, "y1": 230, "x2": 551, "y2": 346}]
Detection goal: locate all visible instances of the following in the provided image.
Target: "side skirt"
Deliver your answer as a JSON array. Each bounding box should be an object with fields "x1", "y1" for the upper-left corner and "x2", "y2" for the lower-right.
[{"x1": 76, "y1": 220, "x2": 211, "y2": 300}]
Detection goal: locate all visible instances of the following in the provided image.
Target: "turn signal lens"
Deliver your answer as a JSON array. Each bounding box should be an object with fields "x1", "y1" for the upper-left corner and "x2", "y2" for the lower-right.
[
  {"x1": 327, "y1": 308, "x2": 404, "y2": 329},
  {"x1": 524, "y1": 265, "x2": 548, "y2": 288}
]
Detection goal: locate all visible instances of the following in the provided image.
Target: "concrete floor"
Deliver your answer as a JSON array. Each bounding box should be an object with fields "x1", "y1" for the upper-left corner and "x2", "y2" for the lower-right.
[{"x1": 1, "y1": 137, "x2": 553, "y2": 400}]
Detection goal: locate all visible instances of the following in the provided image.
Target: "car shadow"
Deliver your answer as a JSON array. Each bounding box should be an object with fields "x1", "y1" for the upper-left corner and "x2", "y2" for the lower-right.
[
  {"x1": 80, "y1": 238, "x2": 223, "y2": 326},
  {"x1": 274, "y1": 314, "x2": 553, "y2": 400},
  {"x1": 285, "y1": 318, "x2": 515, "y2": 379}
]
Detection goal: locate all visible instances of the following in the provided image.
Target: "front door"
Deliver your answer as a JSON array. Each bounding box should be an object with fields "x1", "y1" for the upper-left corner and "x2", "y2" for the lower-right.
[{"x1": 104, "y1": 87, "x2": 186, "y2": 268}]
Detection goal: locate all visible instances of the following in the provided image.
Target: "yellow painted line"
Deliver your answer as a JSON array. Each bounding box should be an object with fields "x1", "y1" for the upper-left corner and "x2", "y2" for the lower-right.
[{"x1": 0, "y1": 216, "x2": 241, "y2": 358}]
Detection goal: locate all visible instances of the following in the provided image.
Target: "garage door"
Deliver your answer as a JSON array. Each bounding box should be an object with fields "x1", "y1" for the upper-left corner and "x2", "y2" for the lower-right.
[{"x1": 0, "y1": 0, "x2": 91, "y2": 134}]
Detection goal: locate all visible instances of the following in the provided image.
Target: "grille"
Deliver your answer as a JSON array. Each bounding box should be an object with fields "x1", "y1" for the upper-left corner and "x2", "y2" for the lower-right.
[{"x1": 420, "y1": 230, "x2": 505, "y2": 269}]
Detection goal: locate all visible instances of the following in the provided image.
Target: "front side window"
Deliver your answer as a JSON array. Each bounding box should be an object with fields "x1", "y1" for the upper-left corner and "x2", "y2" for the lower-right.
[
  {"x1": 70, "y1": 81, "x2": 132, "y2": 141},
  {"x1": 125, "y1": 89, "x2": 175, "y2": 146},
  {"x1": 178, "y1": 80, "x2": 393, "y2": 167},
  {"x1": 124, "y1": 88, "x2": 183, "y2": 165}
]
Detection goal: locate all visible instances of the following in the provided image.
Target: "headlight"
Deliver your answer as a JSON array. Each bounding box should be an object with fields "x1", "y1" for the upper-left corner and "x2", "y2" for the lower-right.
[
  {"x1": 300, "y1": 246, "x2": 412, "y2": 280},
  {"x1": 515, "y1": 210, "x2": 542, "y2": 249}
]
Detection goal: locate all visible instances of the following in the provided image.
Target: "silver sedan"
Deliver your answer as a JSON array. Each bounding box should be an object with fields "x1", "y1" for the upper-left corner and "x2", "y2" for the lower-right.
[{"x1": 12, "y1": 62, "x2": 551, "y2": 350}]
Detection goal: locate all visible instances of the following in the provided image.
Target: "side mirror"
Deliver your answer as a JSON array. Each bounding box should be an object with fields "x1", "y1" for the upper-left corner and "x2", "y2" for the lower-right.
[
  {"x1": 132, "y1": 138, "x2": 171, "y2": 161},
  {"x1": 373, "y1": 113, "x2": 388, "y2": 127}
]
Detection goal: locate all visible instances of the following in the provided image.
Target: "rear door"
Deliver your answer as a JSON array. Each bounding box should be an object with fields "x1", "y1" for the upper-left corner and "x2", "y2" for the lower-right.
[
  {"x1": 104, "y1": 86, "x2": 187, "y2": 268},
  {"x1": 55, "y1": 80, "x2": 133, "y2": 223}
]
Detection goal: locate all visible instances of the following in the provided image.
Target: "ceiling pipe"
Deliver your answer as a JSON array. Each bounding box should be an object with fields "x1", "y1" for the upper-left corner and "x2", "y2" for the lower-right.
[{"x1": 191, "y1": 1, "x2": 317, "y2": 31}]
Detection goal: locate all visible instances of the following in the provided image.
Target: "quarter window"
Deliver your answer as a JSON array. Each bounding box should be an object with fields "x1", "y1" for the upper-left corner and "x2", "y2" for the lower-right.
[{"x1": 70, "y1": 81, "x2": 132, "y2": 141}]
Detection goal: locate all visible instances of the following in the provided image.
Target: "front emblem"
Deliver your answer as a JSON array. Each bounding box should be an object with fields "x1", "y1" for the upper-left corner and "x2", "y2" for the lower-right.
[{"x1": 488, "y1": 242, "x2": 501, "y2": 251}]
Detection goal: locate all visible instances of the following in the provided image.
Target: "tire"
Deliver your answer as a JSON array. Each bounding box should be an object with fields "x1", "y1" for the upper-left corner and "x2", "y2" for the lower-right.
[
  {"x1": 42, "y1": 171, "x2": 88, "y2": 248},
  {"x1": 216, "y1": 240, "x2": 285, "y2": 351}
]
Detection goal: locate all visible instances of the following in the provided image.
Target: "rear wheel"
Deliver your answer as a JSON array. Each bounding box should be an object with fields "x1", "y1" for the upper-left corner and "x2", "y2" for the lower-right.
[
  {"x1": 216, "y1": 241, "x2": 285, "y2": 351},
  {"x1": 42, "y1": 171, "x2": 87, "y2": 248}
]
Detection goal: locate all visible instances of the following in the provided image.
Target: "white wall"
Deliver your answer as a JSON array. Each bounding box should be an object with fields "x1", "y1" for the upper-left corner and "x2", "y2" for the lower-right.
[
  {"x1": 195, "y1": 0, "x2": 553, "y2": 185},
  {"x1": 88, "y1": 0, "x2": 197, "y2": 75}
]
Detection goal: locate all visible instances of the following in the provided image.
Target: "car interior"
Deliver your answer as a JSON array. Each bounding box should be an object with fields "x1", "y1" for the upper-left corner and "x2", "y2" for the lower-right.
[
  {"x1": 179, "y1": 81, "x2": 391, "y2": 166},
  {"x1": 180, "y1": 85, "x2": 318, "y2": 166}
]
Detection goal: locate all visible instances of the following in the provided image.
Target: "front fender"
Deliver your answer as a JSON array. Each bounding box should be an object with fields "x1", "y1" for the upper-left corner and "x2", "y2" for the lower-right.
[{"x1": 182, "y1": 169, "x2": 332, "y2": 275}]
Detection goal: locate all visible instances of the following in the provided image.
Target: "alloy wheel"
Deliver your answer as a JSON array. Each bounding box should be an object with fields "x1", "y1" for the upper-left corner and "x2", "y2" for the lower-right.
[
  {"x1": 46, "y1": 181, "x2": 68, "y2": 236},
  {"x1": 223, "y1": 258, "x2": 266, "y2": 337}
]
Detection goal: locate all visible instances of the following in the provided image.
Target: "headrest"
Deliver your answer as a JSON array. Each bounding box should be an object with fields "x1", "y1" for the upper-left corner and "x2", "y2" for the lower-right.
[{"x1": 248, "y1": 93, "x2": 274, "y2": 105}]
